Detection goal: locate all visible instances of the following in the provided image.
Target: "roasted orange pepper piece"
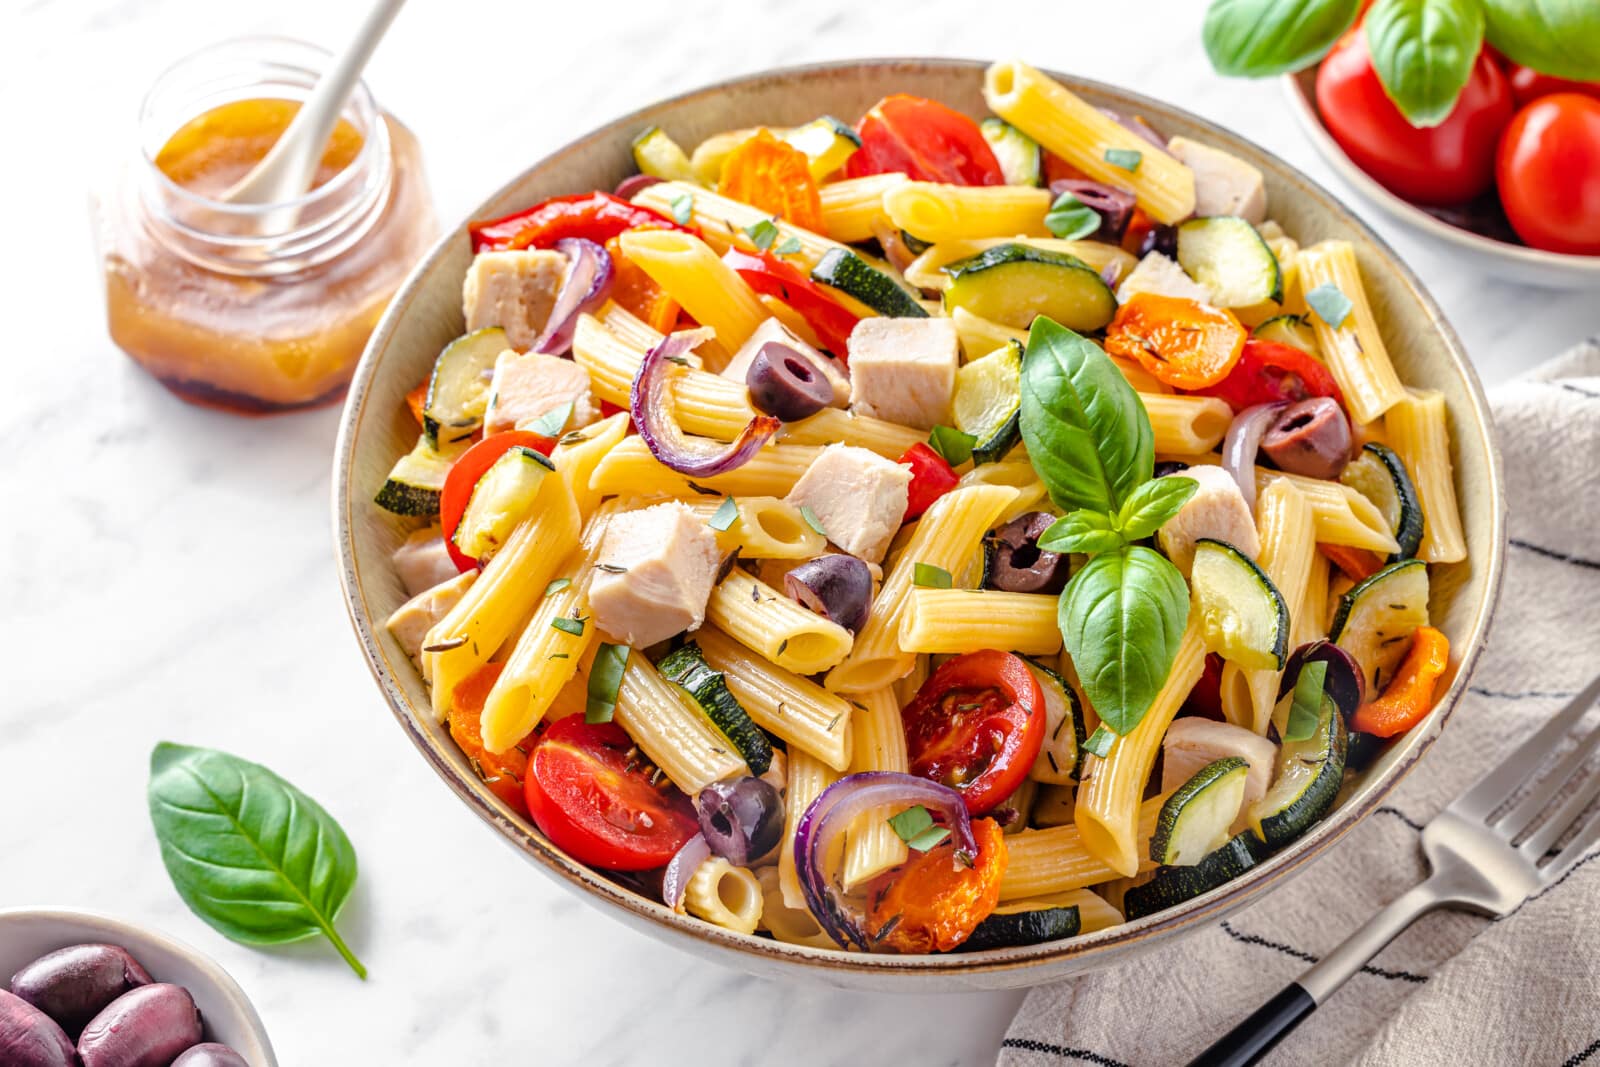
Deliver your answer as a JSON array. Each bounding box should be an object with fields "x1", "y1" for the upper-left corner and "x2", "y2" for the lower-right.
[
  {"x1": 865, "y1": 818, "x2": 1007, "y2": 952},
  {"x1": 717, "y1": 129, "x2": 825, "y2": 231},
  {"x1": 1104, "y1": 292, "x2": 1246, "y2": 390},
  {"x1": 404, "y1": 379, "x2": 429, "y2": 429},
  {"x1": 1319, "y1": 543, "x2": 1386, "y2": 583},
  {"x1": 605, "y1": 235, "x2": 679, "y2": 332},
  {"x1": 1351, "y1": 626, "x2": 1450, "y2": 738},
  {"x1": 449, "y1": 661, "x2": 535, "y2": 816}
]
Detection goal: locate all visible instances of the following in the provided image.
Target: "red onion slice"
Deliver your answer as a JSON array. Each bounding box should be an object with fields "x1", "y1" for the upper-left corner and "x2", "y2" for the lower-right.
[
  {"x1": 793, "y1": 771, "x2": 976, "y2": 950},
  {"x1": 661, "y1": 832, "x2": 711, "y2": 913},
  {"x1": 532, "y1": 237, "x2": 615, "y2": 356},
  {"x1": 614, "y1": 174, "x2": 663, "y2": 199},
  {"x1": 632, "y1": 328, "x2": 781, "y2": 477},
  {"x1": 1222, "y1": 401, "x2": 1288, "y2": 513},
  {"x1": 1098, "y1": 107, "x2": 1168, "y2": 150}
]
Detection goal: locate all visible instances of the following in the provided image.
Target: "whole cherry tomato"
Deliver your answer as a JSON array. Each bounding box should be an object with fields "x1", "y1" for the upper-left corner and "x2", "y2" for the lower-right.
[
  {"x1": 1496, "y1": 94, "x2": 1600, "y2": 255},
  {"x1": 1508, "y1": 65, "x2": 1600, "y2": 108}
]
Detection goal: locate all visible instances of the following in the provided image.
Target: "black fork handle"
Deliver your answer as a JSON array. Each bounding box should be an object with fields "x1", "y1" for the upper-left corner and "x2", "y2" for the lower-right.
[{"x1": 1184, "y1": 983, "x2": 1316, "y2": 1067}]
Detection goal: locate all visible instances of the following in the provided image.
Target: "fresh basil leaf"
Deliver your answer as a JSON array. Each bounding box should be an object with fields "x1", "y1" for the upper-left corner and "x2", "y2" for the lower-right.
[
  {"x1": 1366, "y1": 0, "x2": 1484, "y2": 127},
  {"x1": 1305, "y1": 283, "x2": 1354, "y2": 329},
  {"x1": 799, "y1": 505, "x2": 829, "y2": 538},
  {"x1": 1038, "y1": 510, "x2": 1126, "y2": 556},
  {"x1": 1019, "y1": 317, "x2": 1154, "y2": 514},
  {"x1": 551, "y1": 616, "x2": 586, "y2": 636},
  {"x1": 1103, "y1": 148, "x2": 1143, "y2": 173},
  {"x1": 888, "y1": 805, "x2": 935, "y2": 841},
  {"x1": 1083, "y1": 725, "x2": 1116, "y2": 758},
  {"x1": 587, "y1": 643, "x2": 630, "y2": 723},
  {"x1": 525, "y1": 400, "x2": 574, "y2": 439},
  {"x1": 1059, "y1": 545, "x2": 1191, "y2": 735},
  {"x1": 669, "y1": 192, "x2": 694, "y2": 225},
  {"x1": 709, "y1": 496, "x2": 740, "y2": 532},
  {"x1": 1483, "y1": 0, "x2": 1600, "y2": 82},
  {"x1": 147, "y1": 743, "x2": 366, "y2": 978},
  {"x1": 928, "y1": 424, "x2": 978, "y2": 466},
  {"x1": 544, "y1": 577, "x2": 572, "y2": 597},
  {"x1": 1284, "y1": 659, "x2": 1329, "y2": 741},
  {"x1": 906, "y1": 826, "x2": 952, "y2": 852},
  {"x1": 774, "y1": 235, "x2": 803, "y2": 255},
  {"x1": 1117, "y1": 476, "x2": 1198, "y2": 541},
  {"x1": 1203, "y1": 0, "x2": 1363, "y2": 76},
  {"x1": 1045, "y1": 192, "x2": 1102, "y2": 241},
  {"x1": 745, "y1": 218, "x2": 781, "y2": 251},
  {"x1": 913, "y1": 563, "x2": 954, "y2": 589}
]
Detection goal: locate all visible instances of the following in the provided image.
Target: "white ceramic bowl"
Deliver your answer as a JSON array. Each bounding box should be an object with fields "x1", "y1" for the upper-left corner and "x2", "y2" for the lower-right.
[{"x1": 0, "y1": 908, "x2": 277, "y2": 1066}]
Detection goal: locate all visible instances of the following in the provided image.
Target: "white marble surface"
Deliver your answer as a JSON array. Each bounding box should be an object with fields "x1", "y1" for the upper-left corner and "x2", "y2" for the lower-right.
[{"x1": 3, "y1": 1, "x2": 1596, "y2": 1064}]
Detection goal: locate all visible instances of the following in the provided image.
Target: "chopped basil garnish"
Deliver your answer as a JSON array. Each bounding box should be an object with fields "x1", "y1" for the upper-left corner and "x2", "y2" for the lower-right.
[
  {"x1": 551, "y1": 616, "x2": 586, "y2": 637},
  {"x1": 669, "y1": 192, "x2": 694, "y2": 225},
  {"x1": 799, "y1": 505, "x2": 829, "y2": 538},
  {"x1": 889, "y1": 805, "x2": 933, "y2": 839},
  {"x1": 906, "y1": 826, "x2": 951, "y2": 852},
  {"x1": 745, "y1": 218, "x2": 781, "y2": 251},
  {"x1": 1305, "y1": 283, "x2": 1354, "y2": 329},
  {"x1": 526, "y1": 401, "x2": 573, "y2": 439},
  {"x1": 927, "y1": 424, "x2": 977, "y2": 467},
  {"x1": 913, "y1": 563, "x2": 953, "y2": 589},
  {"x1": 709, "y1": 496, "x2": 740, "y2": 532},
  {"x1": 1283, "y1": 658, "x2": 1328, "y2": 742},
  {"x1": 544, "y1": 577, "x2": 572, "y2": 597},
  {"x1": 774, "y1": 235, "x2": 802, "y2": 255},
  {"x1": 1104, "y1": 148, "x2": 1142, "y2": 172},
  {"x1": 1044, "y1": 191, "x2": 1102, "y2": 241},
  {"x1": 586, "y1": 643, "x2": 630, "y2": 723},
  {"x1": 1083, "y1": 725, "x2": 1116, "y2": 758}
]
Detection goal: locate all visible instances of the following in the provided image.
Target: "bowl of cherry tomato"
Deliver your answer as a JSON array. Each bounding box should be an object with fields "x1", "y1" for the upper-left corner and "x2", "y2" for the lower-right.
[{"x1": 1285, "y1": 30, "x2": 1600, "y2": 288}]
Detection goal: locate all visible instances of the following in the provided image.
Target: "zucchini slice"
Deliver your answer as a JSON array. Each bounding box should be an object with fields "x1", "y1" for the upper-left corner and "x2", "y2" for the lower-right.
[
  {"x1": 1149, "y1": 757, "x2": 1251, "y2": 866},
  {"x1": 657, "y1": 642, "x2": 773, "y2": 775},
  {"x1": 424, "y1": 328, "x2": 509, "y2": 447},
  {"x1": 957, "y1": 903, "x2": 1080, "y2": 951},
  {"x1": 1340, "y1": 443, "x2": 1424, "y2": 562},
  {"x1": 1253, "y1": 313, "x2": 1318, "y2": 355},
  {"x1": 631, "y1": 126, "x2": 697, "y2": 183},
  {"x1": 1191, "y1": 539, "x2": 1290, "y2": 671},
  {"x1": 451, "y1": 446, "x2": 554, "y2": 562},
  {"x1": 1025, "y1": 658, "x2": 1085, "y2": 786},
  {"x1": 942, "y1": 243, "x2": 1117, "y2": 333},
  {"x1": 811, "y1": 248, "x2": 929, "y2": 318},
  {"x1": 952, "y1": 340, "x2": 1023, "y2": 465},
  {"x1": 980, "y1": 118, "x2": 1043, "y2": 187},
  {"x1": 1248, "y1": 693, "x2": 1347, "y2": 848},
  {"x1": 1176, "y1": 216, "x2": 1283, "y2": 308},
  {"x1": 1330, "y1": 558, "x2": 1430, "y2": 693},
  {"x1": 1123, "y1": 832, "x2": 1271, "y2": 920},
  {"x1": 781, "y1": 116, "x2": 860, "y2": 180},
  {"x1": 374, "y1": 433, "x2": 468, "y2": 517}
]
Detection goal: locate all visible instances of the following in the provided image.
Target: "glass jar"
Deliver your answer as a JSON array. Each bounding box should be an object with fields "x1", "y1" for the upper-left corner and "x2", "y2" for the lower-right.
[{"x1": 94, "y1": 37, "x2": 437, "y2": 413}]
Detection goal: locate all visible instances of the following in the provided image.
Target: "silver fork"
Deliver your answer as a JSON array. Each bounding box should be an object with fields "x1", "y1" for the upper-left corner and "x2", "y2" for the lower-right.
[{"x1": 1189, "y1": 671, "x2": 1600, "y2": 1067}]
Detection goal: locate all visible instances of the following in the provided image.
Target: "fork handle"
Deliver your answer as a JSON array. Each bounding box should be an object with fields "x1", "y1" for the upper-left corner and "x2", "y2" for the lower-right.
[{"x1": 1185, "y1": 883, "x2": 1442, "y2": 1067}]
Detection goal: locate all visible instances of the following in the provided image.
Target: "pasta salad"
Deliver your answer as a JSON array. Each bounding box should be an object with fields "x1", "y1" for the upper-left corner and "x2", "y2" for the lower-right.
[{"x1": 374, "y1": 59, "x2": 1466, "y2": 953}]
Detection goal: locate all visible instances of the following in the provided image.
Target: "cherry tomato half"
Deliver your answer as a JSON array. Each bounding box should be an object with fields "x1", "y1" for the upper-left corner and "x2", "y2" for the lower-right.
[
  {"x1": 902, "y1": 650, "x2": 1045, "y2": 815},
  {"x1": 846, "y1": 94, "x2": 1004, "y2": 186},
  {"x1": 1315, "y1": 32, "x2": 1513, "y2": 205},
  {"x1": 898, "y1": 442, "x2": 959, "y2": 521},
  {"x1": 525, "y1": 716, "x2": 699, "y2": 871},
  {"x1": 1191, "y1": 337, "x2": 1345, "y2": 412},
  {"x1": 866, "y1": 817, "x2": 1006, "y2": 952},
  {"x1": 1508, "y1": 65, "x2": 1600, "y2": 108},
  {"x1": 1496, "y1": 94, "x2": 1600, "y2": 256},
  {"x1": 439, "y1": 431, "x2": 555, "y2": 572},
  {"x1": 1104, "y1": 293, "x2": 1246, "y2": 390}
]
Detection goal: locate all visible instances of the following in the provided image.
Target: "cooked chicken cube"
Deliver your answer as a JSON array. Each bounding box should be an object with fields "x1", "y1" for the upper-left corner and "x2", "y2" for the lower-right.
[
  {"x1": 786, "y1": 443, "x2": 911, "y2": 564},
  {"x1": 393, "y1": 527, "x2": 460, "y2": 598},
  {"x1": 483, "y1": 350, "x2": 599, "y2": 437},
  {"x1": 1160, "y1": 717, "x2": 1279, "y2": 810},
  {"x1": 723, "y1": 318, "x2": 849, "y2": 408},
  {"x1": 1116, "y1": 251, "x2": 1214, "y2": 305},
  {"x1": 1157, "y1": 464, "x2": 1260, "y2": 577},
  {"x1": 1166, "y1": 138, "x2": 1268, "y2": 224},
  {"x1": 385, "y1": 570, "x2": 478, "y2": 660},
  {"x1": 462, "y1": 249, "x2": 567, "y2": 351},
  {"x1": 588, "y1": 502, "x2": 722, "y2": 647},
  {"x1": 845, "y1": 317, "x2": 959, "y2": 430}
]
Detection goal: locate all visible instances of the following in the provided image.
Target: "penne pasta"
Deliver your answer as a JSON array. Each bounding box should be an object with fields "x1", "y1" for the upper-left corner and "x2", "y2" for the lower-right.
[
  {"x1": 999, "y1": 794, "x2": 1167, "y2": 900},
  {"x1": 696, "y1": 627, "x2": 854, "y2": 770},
  {"x1": 884, "y1": 181, "x2": 1052, "y2": 243},
  {"x1": 1295, "y1": 240, "x2": 1408, "y2": 424},
  {"x1": 1384, "y1": 389, "x2": 1467, "y2": 564},
  {"x1": 957, "y1": 461, "x2": 1050, "y2": 521},
  {"x1": 900, "y1": 588, "x2": 1062, "y2": 656},
  {"x1": 588, "y1": 437, "x2": 822, "y2": 500},
  {"x1": 614, "y1": 650, "x2": 749, "y2": 794},
  {"x1": 617, "y1": 228, "x2": 770, "y2": 356},
  {"x1": 684, "y1": 856, "x2": 764, "y2": 935},
  {"x1": 819, "y1": 173, "x2": 908, "y2": 243},
  {"x1": 779, "y1": 747, "x2": 840, "y2": 910},
  {"x1": 551, "y1": 412, "x2": 629, "y2": 519},
  {"x1": 630, "y1": 180, "x2": 848, "y2": 272},
  {"x1": 757, "y1": 865, "x2": 836, "y2": 949},
  {"x1": 705, "y1": 567, "x2": 854, "y2": 675},
  {"x1": 681, "y1": 496, "x2": 827, "y2": 559},
  {"x1": 841, "y1": 687, "x2": 911, "y2": 890},
  {"x1": 1141, "y1": 394, "x2": 1234, "y2": 455}
]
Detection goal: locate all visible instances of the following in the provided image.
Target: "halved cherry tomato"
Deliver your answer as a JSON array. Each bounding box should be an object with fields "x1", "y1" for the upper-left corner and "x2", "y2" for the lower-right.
[
  {"x1": 1351, "y1": 626, "x2": 1449, "y2": 738},
  {"x1": 865, "y1": 818, "x2": 1006, "y2": 952},
  {"x1": 404, "y1": 379, "x2": 429, "y2": 429},
  {"x1": 469, "y1": 192, "x2": 688, "y2": 253},
  {"x1": 846, "y1": 94, "x2": 1004, "y2": 186},
  {"x1": 1496, "y1": 94, "x2": 1600, "y2": 256},
  {"x1": 722, "y1": 248, "x2": 860, "y2": 359},
  {"x1": 449, "y1": 662, "x2": 532, "y2": 817},
  {"x1": 1508, "y1": 65, "x2": 1600, "y2": 107},
  {"x1": 1104, "y1": 293, "x2": 1246, "y2": 390},
  {"x1": 1319, "y1": 542, "x2": 1385, "y2": 583},
  {"x1": 606, "y1": 235, "x2": 678, "y2": 332},
  {"x1": 903, "y1": 650, "x2": 1045, "y2": 815},
  {"x1": 1192, "y1": 337, "x2": 1345, "y2": 411},
  {"x1": 718, "y1": 129, "x2": 825, "y2": 231},
  {"x1": 439, "y1": 431, "x2": 555, "y2": 572},
  {"x1": 899, "y1": 442, "x2": 959, "y2": 521},
  {"x1": 525, "y1": 715, "x2": 699, "y2": 870}
]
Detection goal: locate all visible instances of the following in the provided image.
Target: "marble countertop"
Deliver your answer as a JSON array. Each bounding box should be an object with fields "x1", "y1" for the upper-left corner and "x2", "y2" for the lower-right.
[{"x1": 4, "y1": 1, "x2": 1596, "y2": 1064}]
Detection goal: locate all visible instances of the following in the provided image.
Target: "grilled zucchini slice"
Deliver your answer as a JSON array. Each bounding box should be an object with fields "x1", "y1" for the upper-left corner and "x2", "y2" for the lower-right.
[
  {"x1": 1191, "y1": 539, "x2": 1290, "y2": 671},
  {"x1": 1150, "y1": 757, "x2": 1251, "y2": 866},
  {"x1": 657, "y1": 642, "x2": 773, "y2": 775},
  {"x1": 631, "y1": 126, "x2": 697, "y2": 183},
  {"x1": 1176, "y1": 216, "x2": 1283, "y2": 308},
  {"x1": 980, "y1": 118, "x2": 1043, "y2": 187},
  {"x1": 1330, "y1": 558, "x2": 1430, "y2": 693},
  {"x1": 374, "y1": 433, "x2": 468, "y2": 517},
  {"x1": 958, "y1": 903, "x2": 1080, "y2": 951},
  {"x1": 451, "y1": 445, "x2": 554, "y2": 562},
  {"x1": 1253, "y1": 313, "x2": 1318, "y2": 355},
  {"x1": 942, "y1": 243, "x2": 1117, "y2": 333},
  {"x1": 1025, "y1": 658, "x2": 1085, "y2": 786},
  {"x1": 1340, "y1": 443, "x2": 1424, "y2": 562},
  {"x1": 952, "y1": 340, "x2": 1023, "y2": 465},
  {"x1": 1123, "y1": 832, "x2": 1272, "y2": 920},
  {"x1": 1248, "y1": 693, "x2": 1347, "y2": 848},
  {"x1": 811, "y1": 248, "x2": 929, "y2": 318},
  {"x1": 423, "y1": 328, "x2": 508, "y2": 447}
]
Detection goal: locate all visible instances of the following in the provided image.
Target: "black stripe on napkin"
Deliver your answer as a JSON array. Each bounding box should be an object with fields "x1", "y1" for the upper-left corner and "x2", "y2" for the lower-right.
[
  {"x1": 1219, "y1": 922, "x2": 1427, "y2": 983},
  {"x1": 1470, "y1": 687, "x2": 1579, "y2": 701},
  {"x1": 1377, "y1": 806, "x2": 1425, "y2": 831},
  {"x1": 1510, "y1": 539, "x2": 1600, "y2": 572},
  {"x1": 1558, "y1": 382, "x2": 1600, "y2": 401},
  {"x1": 1562, "y1": 1035, "x2": 1600, "y2": 1067},
  {"x1": 999, "y1": 1038, "x2": 1130, "y2": 1067}
]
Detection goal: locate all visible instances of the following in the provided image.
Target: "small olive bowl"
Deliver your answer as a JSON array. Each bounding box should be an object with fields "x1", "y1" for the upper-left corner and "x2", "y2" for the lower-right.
[
  {"x1": 334, "y1": 59, "x2": 1505, "y2": 991},
  {"x1": 0, "y1": 907, "x2": 277, "y2": 1064}
]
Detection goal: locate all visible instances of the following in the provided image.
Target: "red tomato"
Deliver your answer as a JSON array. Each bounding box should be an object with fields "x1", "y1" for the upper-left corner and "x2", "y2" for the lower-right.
[
  {"x1": 722, "y1": 248, "x2": 860, "y2": 359},
  {"x1": 439, "y1": 431, "x2": 555, "y2": 572},
  {"x1": 525, "y1": 716, "x2": 699, "y2": 871},
  {"x1": 846, "y1": 95, "x2": 1004, "y2": 186},
  {"x1": 1496, "y1": 94, "x2": 1600, "y2": 255},
  {"x1": 902, "y1": 650, "x2": 1045, "y2": 815},
  {"x1": 1192, "y1": 338, "x2": 1346, "y2": 412},
  {"x1": 1508, "y1": 65, "x2": 1600, "y2": 107},
  {"x1": 1316, "y1": 33, "x2": 1514, "y2": 205},
  {"x1": 898, "y1": 443, "x2": 959, "y2": 521}
]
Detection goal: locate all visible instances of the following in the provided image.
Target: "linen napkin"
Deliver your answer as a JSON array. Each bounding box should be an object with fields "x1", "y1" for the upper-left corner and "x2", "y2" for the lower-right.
[{"x1": 1001, "y1": 338, "x2": 1600, "y2": 1067}]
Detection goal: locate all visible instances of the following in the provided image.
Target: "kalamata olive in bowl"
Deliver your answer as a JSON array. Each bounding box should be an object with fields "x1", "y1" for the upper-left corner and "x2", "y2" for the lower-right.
[
  {"x1": 746, "y1": 342, "x2": 833, "y2": 422},
  {"x1": 696, "y1": 777, "x2": 785, "y2": 866},
  {"x1": 173, "y1": 1043, "x2": 252, "y2": 1067},
  {"x1": 784, "y1": 554, "x2": 873, "y2": 632},
  {"x1": 78, "y1": 983, "x2": 202, "y2": 1067},
  {"x1": 986, "y1": 512, "x2": 1070, "y2": 594},
  {"x1": 1261, "y1": 397, "x2": 1351, "y2": 479},
  {"x1": 0, "y1": 990, "x2": 76, "y2": 1067},
  {"x1": 9, "y1": 943, "x2": 152, "y2": 1038},
  {"x1": 1278, "y1": 640, "x2": 1366, "y2": 718}
]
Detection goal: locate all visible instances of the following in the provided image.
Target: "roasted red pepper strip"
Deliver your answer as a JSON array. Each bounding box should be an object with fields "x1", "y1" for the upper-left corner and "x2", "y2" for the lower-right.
[
  {"x1": 722, "y1": 248, "x2": 860, "y2": 359},
  {"x1": 899, "y1": 443, "x2": 959, "y2": 521},
  {"x1": 1351, "y1": 626, "x2": 1450, "y2": 738},
  {"x1": 1319, "y1": 542, "x2": 1385, "y2": 583},
  {"x1": 470, "y1": 192, "x2": 687, "y2": 253},
  {"x1": 1192, "y1": 337, "x2": 1347, "y2": 412},
  {"x1": 865, "y1": 817, "x2": 1007, "y2": 952}
]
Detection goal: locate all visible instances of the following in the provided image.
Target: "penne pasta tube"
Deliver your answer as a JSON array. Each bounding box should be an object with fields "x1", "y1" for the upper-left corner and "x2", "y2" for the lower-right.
[
  {"x1": 696, "y1": 627, "x2": 854, "y2": 770},
  {"x1": 883, "y1": 181, "x2": 1052, "y2": 243},
  {"x1": 819, "y1": 173, "x2": 908, "y2": 243},
  {"x1": 957, "y1": 461, "x2": 1050, "y2": 522},
  {"x1": 1141, "y1": 394, "x2": 1234, "y2": 455},
  {"x1": 1295, "y1": 240, "x2": 1407, "y2": 424},
  {"x1": 681, "y1": 496, "x2": 827, "y2": 559},
  {"x1": 779, "y1": 747, "x2": 841, "y2": 910},
  {"x1": 841, "y1": 687, "x2": 911, "y2": 890},
  {"x1": 1384, "y1": 389, "x2": 1467, "y2": 564},
  {"x1": 618, "y1": 228, "x2": 770, "y2": 355},
  {"x1": 706, "y1": 568, "x2": 854, "y2": 675},
  {"x1": 999, "y1": 794, "x2": 1167, "y2": 900},
  {"x1": 630, "y1": 180, "x2": 848, "y2": 272},
  {"x1": 684, "y1": 857, "x2": 764, "y2": 935},
  {"x1": 756, "y1": 865, "x2": 837, "y2": 949},
  {"x1": 614, "y1": 650, "x2": 749, "y2": 795},
  {"x1": 550, "y1": 412, "x2": 629, "y2": 519},
  {"x1": 900, "y1": 589, "x2": 1062, "y2": 656},
  {"x1": 588, "y1": 437, "x2": 823, "y2": 500}
]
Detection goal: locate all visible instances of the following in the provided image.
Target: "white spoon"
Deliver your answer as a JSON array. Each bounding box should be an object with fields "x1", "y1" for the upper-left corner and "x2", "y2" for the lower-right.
[{"x1": 222, "y1": 0, "x2": 408, "y2": 205}]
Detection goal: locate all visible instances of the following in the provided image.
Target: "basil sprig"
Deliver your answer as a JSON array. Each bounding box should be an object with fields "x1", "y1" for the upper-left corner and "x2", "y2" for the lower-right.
[
  {"x1": 148, "y1": 743, "x2": 366, "y2": 977},
  {"x1": 1482, "y1": 0, "x2": 1600, "y2": 82},
  {"x1": 1366, "y1": 0, "x2": 1484, "y2": 126}
]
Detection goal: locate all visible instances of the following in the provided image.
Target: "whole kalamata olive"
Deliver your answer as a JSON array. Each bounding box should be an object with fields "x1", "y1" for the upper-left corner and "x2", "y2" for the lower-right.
[
  {"x1": 1261, "y1": 397, "x2": 1351, "y2": 479},
  {"x1": 173, "y1": 1043, "x2": 251, "y2": 1067},
  {"x1": 1278, "y1": 640, "x2": 1366, "y2": 719},
  {"x1": 10, "y1": 943, "x2": 153, "y2": 1038},
  {"x1": 613, "y1": 173, "x2": 662, "y2": 199},
  {"x1": 78, "y1": 984, "x2": 202, "y2": 1067},
  {"x1": 696, "y1": 777, "x2": 784, "y2": 865},
  {"x1": 986, "y1": 512, "x2": 1070, "y2": 594},
  {"x1": 1152, "y1": 460, "x2": 1188, "y2": 479},
  {"x1": 746, "y1": 342, "x2": 834, "y2": 422},
  {"x1": 1138, "y1": 223, "x2": 1179, "y2": 259},
  {"x1": 0, "y1": 990, "x2": 76, "y2": 1067},
  {"x1": 784, "y1": 554, "x2": 873, "y2": 633}
]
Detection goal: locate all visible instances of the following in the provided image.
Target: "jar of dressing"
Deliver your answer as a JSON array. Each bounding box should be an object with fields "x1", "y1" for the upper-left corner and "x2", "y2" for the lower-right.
[{"x1": 94, "y1": 37, "x2": 437, "y2": 413}]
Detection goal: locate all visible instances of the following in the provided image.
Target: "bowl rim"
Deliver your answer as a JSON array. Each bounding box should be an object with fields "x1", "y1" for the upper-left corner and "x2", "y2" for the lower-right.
[
  {"x1": 333, "y1": 56, "x2": 1507, "y2": 978},
  {"x1": 1281, "y1": 71, "x2": 1600, "y2": 277}
]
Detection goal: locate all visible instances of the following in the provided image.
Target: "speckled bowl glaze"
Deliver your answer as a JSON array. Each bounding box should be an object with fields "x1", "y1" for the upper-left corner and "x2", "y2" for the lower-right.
[
  {"x1": 0, "y1": 908, "x2": 277, "y2": 1064},
  {"x1": 334, "y1": 59, "x2": 1505, "y2": 991}
]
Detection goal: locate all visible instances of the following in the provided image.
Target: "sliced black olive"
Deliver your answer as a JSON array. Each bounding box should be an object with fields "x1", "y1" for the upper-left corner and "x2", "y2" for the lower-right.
[
  {"x1": 1048, "y1": 179, "x2": 1135, "y2": 242},
  {"x1": 746, "y1": 342, "x2": 833, "y2": 422},
  {"x1": 1138, "y1": 223, "x2": 1179, "y2": 259},
  {"x1": 696, "y1": 777, "x2": 784, "y2": 866},
  {"x1": 1261, "y1": 397, "x2": 1351, "y2": 479},
  {"x1": 1278, "y1": 640, "x2": 1365, "y2": 719},
  {"x1": 986, "y1": 512, "x2": 1069, "y2": 594},
  {"x1": 784, "y1": 555, "x2": 873, "y2": 633}
]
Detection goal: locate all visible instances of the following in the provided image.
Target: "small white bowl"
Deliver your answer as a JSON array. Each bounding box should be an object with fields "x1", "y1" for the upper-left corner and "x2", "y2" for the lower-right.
[
  {"x1": 0, "y1": 908, "x2": 277, "y2": 1066},
  {"x1": 1284, "y1": 69, "x2": 1600, "y2": 289}
]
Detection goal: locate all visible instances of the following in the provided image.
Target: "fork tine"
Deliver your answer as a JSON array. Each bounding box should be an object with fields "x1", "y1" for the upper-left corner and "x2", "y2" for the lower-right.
[
  {"x1": 1539, "y1": 805, "x2": 1600, "y2": 885},
  {"x1": 1498, "y1": 720, "x2": 1600, "y2": 839},
  {"x1": 1451, "y1": 672, "x2": 1600, "y2": 821},
  {"x1": 1521, "y1": 747, "x2": 1600, "y2": 859}
]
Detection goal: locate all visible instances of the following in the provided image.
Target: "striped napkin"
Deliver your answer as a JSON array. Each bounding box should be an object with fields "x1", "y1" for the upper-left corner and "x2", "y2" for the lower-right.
[{"x1": 1001, "y1": 338, "x2": 1600, "y2": 1067}]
